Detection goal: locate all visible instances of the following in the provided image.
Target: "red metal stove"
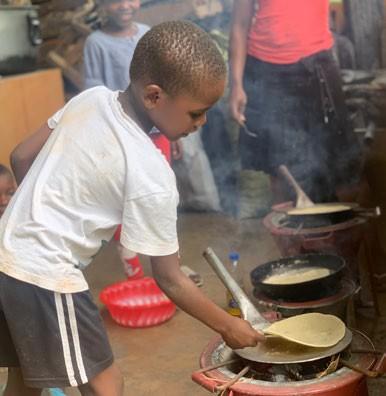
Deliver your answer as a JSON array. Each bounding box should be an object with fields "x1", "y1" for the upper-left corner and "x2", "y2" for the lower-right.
[
  {"x1": 192, "y1": 331, "x2": 379, "y2": 396},
  {"x1": 263, "y1": 205, "x2": 367, "y2": 278}
]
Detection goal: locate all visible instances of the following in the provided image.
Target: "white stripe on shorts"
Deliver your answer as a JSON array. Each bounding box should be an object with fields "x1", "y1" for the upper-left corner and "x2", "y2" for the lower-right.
[
  {"x1": 65, "y1": 294, "x2": 88, "y2": 384},
  {"x1": 54, "y1": 293, "x2": 77, "y2": 387}
]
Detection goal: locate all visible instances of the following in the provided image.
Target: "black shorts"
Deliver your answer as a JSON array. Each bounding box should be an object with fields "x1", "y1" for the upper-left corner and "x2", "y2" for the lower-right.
[{"x1": 0, "y1": 272, "x2": 114, "y2": 388}]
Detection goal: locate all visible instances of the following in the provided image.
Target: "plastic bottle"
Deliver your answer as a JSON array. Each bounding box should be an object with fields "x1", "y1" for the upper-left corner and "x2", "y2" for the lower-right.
[{"x1": 226, "y1": 252, "x2": 243, "y2": 317}]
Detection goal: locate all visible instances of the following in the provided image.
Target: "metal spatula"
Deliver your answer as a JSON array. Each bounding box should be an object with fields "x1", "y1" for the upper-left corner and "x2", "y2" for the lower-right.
[{"x1": 203, "y1": 247, "x2": 270, "y2": 330}]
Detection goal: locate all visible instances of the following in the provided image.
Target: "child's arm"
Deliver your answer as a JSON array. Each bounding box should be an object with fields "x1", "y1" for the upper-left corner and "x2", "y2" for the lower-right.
[
  {"x1": 83, "y1": 38, "x2": 106, "y2": 89},
  {"x1": 151, "y1": 252, "x2": 265, "y2": 349},
  {"x1": 10, "y1": 123, "x2": 52, "y2": 184}
]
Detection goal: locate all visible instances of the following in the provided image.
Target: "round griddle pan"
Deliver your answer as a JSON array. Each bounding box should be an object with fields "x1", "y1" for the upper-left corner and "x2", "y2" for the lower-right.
[
  {"x1": 234, "y1": 327, "x2": 352, "y2": 364},
  {"x1": 271, "y1": 201, "x2": 358, "y2": 226},
  {"x1": 274, "y1": 202, "x2": 359, "y2": 216},
  {"x1": 277, "y1": 165, "x2": 359, "y2": 217},
  {"x1": 203, "y1": 248, "x2": 352, "y2": 364}
]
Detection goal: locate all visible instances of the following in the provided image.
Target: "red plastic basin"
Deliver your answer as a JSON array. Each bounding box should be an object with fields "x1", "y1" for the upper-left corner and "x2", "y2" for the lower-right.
[{"x1": 100, "y1": 277, "x2": 176, "y2": 328}]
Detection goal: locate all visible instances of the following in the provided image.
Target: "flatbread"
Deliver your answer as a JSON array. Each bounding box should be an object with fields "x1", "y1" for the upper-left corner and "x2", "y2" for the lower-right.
[
  {"x1": 263, "y1": 267, "x2": 331, "y2": 285},
  {"x1": 288, "y1": 203, "x2": 351, "y2": 216},
  {"x1": 264, "y1": 313, "x2": 346, "y2": 348}
]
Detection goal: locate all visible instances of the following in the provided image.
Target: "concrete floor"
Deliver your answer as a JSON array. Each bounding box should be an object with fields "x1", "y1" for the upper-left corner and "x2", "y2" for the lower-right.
[{"x1": 1, "y1": 212, "x2": 386, "y2": 395}]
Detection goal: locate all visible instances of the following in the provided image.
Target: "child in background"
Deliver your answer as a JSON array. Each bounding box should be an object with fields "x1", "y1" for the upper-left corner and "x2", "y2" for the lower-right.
[
  {"x1": 83, "y1": 0, "x2": 178, "y2": 161},
  {"x1": 83, "y1": 0, "x2": 149, "y2": 91},
  {"x1": 84, "y1": 0, "x2": 180, "y2": 280},
  {"x1": 83, "y1": 0, "x2": 180, "y2": 159},
  {"x1": 0, "y1": 165, "x2": 16, "y2": 219},
  {"x1": 2, "y1": 21, "x2": 264, "y2": 395}
]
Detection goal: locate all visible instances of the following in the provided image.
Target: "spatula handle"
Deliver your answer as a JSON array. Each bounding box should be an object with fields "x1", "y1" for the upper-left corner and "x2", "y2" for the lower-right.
[{"x1": 203, "y1": 247, "x2": 268, "y2": 328}]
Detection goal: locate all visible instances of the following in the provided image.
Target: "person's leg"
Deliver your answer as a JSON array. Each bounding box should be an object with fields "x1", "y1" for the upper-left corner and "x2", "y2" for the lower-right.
[
  {"x1": 113, "y1": 226, "x2": 144, "y2": 280},
  {"x1": 0, "y1": 274, "x2": 115, "y2": 392},
  {"x1": 0, "y1": 287, "x2": 38, "y2": 396},
  {"x1": 4, "y1": 368, "x2": 42, "y2": 396},
  {"x1": 119, "y1": 246, "x2": 144, "y2": 280},
  {"x1": 78, "y1": 363, "x2": 123, "y2": 396}
]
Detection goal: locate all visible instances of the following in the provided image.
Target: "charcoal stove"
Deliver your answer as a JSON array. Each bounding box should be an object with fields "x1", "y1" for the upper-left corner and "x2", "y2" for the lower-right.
[
  {"x1": 263, "y1": 205, "x2": 368, "y2": 279},
  {"x1": 253, "y1": 277, "x2": 358, "y2": 321},
  {"x1": 192, "y1": 330, "x2": 380, "y2": 396}
]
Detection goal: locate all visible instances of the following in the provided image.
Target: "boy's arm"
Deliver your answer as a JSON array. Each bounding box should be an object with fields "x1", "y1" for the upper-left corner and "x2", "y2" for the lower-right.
[
  {"x1": 10, "y1": 123, "x2": 52, "y2": 184},
  {"x1": 229, "y1": 0, "x2": 254, "y2": 125},
  {"x1": 151, "y1": 252, "x2": 265, "y2": 349}
]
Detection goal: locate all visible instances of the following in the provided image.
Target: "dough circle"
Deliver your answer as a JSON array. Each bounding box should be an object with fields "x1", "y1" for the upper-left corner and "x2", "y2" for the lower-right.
[
  {"x1": 288, "y1": 204, "x2": 351, "y2": 215},
  {"x1": 265, "y1": 313, "x2": 346, "y2": 348},
  {"x1": 263, "y1": 267, "x2": 331, "y2": 285}
]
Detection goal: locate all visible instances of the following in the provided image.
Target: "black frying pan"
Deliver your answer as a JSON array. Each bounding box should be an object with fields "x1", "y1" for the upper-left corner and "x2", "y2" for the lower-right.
[{"x1": 250, "y1": 254, "x2": 346, "y2": 302}]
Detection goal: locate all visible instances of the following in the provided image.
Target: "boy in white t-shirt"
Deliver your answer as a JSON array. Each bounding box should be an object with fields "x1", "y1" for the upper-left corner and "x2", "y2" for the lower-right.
[{"x1": 1, "y1": 21, "x2": 264, "y2": 396}]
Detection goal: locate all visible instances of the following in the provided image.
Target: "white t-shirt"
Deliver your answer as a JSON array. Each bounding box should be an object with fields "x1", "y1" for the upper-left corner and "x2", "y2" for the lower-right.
[{"x1": 0, "y1": 87, "x2": 179, "y2": 293}]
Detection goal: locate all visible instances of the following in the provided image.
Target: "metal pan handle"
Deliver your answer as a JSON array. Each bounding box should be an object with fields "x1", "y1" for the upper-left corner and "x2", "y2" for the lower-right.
[{"x1": 203, "y1": 247, "x2": 268, "y2": 328}]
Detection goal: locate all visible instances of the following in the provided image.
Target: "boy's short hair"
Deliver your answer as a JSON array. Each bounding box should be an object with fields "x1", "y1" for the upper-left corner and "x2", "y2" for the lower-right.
[
  {"x1": 130, "y1": 20, "x2": 227, "y2": 98},
  {"x1": 0, "y1": 164, "x2": 12, "y2": 178}
]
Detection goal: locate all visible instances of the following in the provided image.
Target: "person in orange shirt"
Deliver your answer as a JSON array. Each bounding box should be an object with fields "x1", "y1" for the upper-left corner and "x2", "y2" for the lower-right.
[{"x1": 229, "y1": 0, "x2": 360, "y2": 203}]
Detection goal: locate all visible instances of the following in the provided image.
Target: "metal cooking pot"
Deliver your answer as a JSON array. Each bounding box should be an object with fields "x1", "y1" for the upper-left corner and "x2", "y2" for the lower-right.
[
  {"x1": 250, "y1": 254, "x2": 346, "y2": 302},
  {"x1": 0, "y1": 5, "x2": 42, "y2": 75}
]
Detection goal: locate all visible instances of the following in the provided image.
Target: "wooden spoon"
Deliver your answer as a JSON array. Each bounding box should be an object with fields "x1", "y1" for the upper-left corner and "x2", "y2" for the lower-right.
[{"x1": 278, "y1": 165, "x2": 314, "y2": 209}]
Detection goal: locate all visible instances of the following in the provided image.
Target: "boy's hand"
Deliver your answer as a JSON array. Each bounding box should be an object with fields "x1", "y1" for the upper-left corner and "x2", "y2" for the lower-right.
[{"x1": 221, "y1": 316, "x2": 265, "y2": 350}]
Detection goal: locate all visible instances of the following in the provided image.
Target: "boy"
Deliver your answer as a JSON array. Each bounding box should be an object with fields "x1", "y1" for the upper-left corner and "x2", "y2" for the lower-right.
[
  {"x1": 1, "y1": 21, "x2": 264, "y2": 396},
  {"x1": 0, "y1": 165, "x2": 16, "y2": 219}
]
